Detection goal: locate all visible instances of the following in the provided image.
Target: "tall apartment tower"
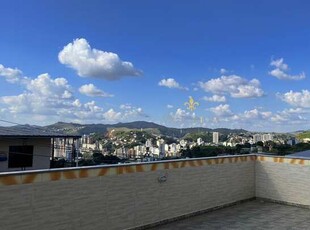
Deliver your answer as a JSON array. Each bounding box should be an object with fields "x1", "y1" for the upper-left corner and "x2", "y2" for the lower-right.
[{"x1": 213, "y1": 132, "x2": 219, "y2": 144}]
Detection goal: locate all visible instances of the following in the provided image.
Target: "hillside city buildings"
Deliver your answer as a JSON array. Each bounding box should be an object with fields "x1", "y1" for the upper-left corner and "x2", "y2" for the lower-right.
[
  {"x1": 51, "y1": 131, "x2": 301, "y2": 162},
  {"x1": 1, "y1": 123, "x2": 307, "y2": 173}
]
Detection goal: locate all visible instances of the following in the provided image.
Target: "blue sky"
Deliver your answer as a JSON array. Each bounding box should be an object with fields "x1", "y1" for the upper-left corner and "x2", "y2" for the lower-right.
[{"x1": 0, "y1": 0, "x2": 310, "y2": 132}]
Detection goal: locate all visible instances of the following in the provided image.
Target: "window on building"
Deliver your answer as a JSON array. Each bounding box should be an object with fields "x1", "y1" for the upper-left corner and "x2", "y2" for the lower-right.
[{"x1": 8, "y1": 145, "x2": 33, "y2": 168}]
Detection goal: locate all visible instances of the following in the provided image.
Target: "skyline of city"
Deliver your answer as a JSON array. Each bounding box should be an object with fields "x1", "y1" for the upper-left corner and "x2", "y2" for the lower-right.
[{"x1": 0, "y1": 1, "x2": 310, "y2": 132}]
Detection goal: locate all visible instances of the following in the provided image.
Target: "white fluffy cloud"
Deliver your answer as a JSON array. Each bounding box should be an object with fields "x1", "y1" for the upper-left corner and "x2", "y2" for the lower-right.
[
  {"x1": 279, "y1": 90, "x2": 310, "y2": 108},
  {"x1": 120, "y1": 104, "x2": 132, "y2": 110},
  {"x1": 199, "y1": 75, "x2": 264, "y2": 98},
  {"x1": 120, "y1": 104, "x2": 148, "y2": 119},
  {"x1": 167, "y1": 104, "x2": 174, "y2": 109},
  {"x1": 243, "y1": 109, "x2": 272, "y2": 120},
  {"x1": 210, "y1": 104, "x2": 232, "y2": 116},
  {"x1": 79, "y1": 84, "x2": 113, "y2": 97},
  {"x1": 207, "y1": 104, "x2": 309, "y2": 131},
  {"x1": 58, "y1": 38, "x2": 142, "y2": 80},
  {"x1": 26, "y1": 73, "x2": 73, "y2": 99},
  {"x1": 0, "y1": 73, "x2": 83, "y2": 117},
  {"x1": 158, "y1": 78, "x2": 188, "y2": 90},
  {"x1": 170, "y1": 108, "x2": 195, "y2": 122},
  {"x1": 269, "y1": 58, "x2": 305, "y2": 80},
  {"x1": 103, "y1": 109, "x2": 122, "y2": 121},
  {"x1": 0, "y1": 65, "x2": 147, "y2": 124},
  {"x1": 0, "y1": 64, "x2": 23, "y2": 83},
  {"x1": 282, "y1": 108, "x2": 306, "y2": 114},
  {"x1": 270, "y1": 114, "x2": 288, "y2": 123},
  {"x1": 270, "y1": 108, "x2": 307, "y2": 124},
  {"x1": 203, "y1": 95, "x2": 226, "y2": 102},
  {"x1": 220, "y1": 68, "x2": 228, "y2": 74},
  {"x1": 167, "y1": 98, "x2": 309, "y2": 131}
]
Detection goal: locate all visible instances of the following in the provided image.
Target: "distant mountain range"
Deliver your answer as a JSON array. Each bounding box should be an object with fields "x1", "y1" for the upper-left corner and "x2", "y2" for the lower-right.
[{"x1": 43, "y1": 121, "x2": 248, "y2": 138}]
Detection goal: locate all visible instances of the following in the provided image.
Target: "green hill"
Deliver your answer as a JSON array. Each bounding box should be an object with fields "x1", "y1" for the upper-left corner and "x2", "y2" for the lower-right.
[
  {"x1": 297, "y1": 131, "x2": 310, "y2": 140},
  {"x1": 44, "y1": 121, "x2": 248, "y2": 138}
]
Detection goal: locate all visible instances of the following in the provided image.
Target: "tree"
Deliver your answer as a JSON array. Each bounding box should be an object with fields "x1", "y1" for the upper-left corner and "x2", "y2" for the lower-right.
[
  {"x1": 180, "y1": 146, "x2": 192, "y2": 158},
  {"x1": 274, "y1": 144, "x2": 291, "y2": 156},
  {"x1": 92, "y1": 151, "x2": 121, "y2": 164},
  {"x1": 103, "y1": 141, "x2": 115, "y2": 153},
  {"x1": 93, "y1": 151, "x2": 105, "y2": 164},
  {"x1": 235, "y1": 144, "x2": 242, "y2": 153}
]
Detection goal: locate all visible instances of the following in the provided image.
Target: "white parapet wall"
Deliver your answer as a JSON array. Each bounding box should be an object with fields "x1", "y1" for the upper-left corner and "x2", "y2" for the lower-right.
[
  {"x1": 0, "y1": 155, "x2": 255, "y2": 230},
  {"x1": 2, "y1": 154, "x2": 310, "y2": 229},
  {"x1": 255, "y1": 155, "x2": 310, "y2": 207}
]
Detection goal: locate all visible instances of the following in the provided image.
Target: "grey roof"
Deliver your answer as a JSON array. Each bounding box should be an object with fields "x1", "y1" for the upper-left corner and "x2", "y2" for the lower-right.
[
  {"x1": 0, "y1": 125, "x2": 81, "y2": 138},
  {"x1": 287, "y1": 150, "x2": 310, "y2": 158}
]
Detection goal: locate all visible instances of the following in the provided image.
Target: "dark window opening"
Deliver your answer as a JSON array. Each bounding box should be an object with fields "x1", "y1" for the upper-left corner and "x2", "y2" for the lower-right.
[{"x1": 8, "y1": 145, "x2": 33, "y2": 168}]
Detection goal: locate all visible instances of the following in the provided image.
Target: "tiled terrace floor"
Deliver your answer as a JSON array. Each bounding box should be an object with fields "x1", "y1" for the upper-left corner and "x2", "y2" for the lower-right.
[{"x1": 151, "y1": 200, "x2": 310, "y2": 230}]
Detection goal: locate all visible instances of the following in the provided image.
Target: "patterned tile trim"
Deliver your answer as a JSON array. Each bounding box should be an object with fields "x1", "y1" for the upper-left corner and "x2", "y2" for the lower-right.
[
  {"x1": 256, "y1": 155, "x2": 309, "y2": 165},
  {"x1": 0, "y1": 155, "x2": 255, "y2": 186},
  {"x1": 4, "y1": 155, "x2": 307, "y2": 186}
]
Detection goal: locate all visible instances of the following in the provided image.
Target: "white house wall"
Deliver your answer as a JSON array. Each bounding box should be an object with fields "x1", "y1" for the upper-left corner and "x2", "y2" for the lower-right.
[{"x1": 0, "y1": 138, "x2": 51, "y2": 172}]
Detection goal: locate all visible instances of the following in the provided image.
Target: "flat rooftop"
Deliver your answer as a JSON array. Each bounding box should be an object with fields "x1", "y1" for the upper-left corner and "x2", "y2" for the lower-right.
[
  {"x1": 151, "y1": 200, "x2": 310, "y2": 230},
  {"x1": 0, "y1": 125, "x2": 81, "y2": 138}
]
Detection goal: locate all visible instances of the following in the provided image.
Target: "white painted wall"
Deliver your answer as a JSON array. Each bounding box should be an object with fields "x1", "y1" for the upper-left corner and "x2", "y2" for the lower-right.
[
  {"x1": 0, "y1": 138, "x2": 51, "y2": 172},
  {"x1": 256, "y1": 160, "x2": 310, "y2": 206},
  {"x1": 0, "y1": 158, "x2": 255, "y2": 230}
]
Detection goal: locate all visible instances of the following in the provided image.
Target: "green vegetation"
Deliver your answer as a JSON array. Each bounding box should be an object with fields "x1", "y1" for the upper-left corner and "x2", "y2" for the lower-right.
[
  {"x1": 50, "y1": 150, "x2": 122, "y2": 168},
  {"x1": 162, "y1": 136, "x2": 177, "y2": 145},
  {"x1": 181, "y1": 145, "x2": 237, "y2": 158},
  {"x1": 112, "y1": 129, "x2": 153, "y2": 140},
  {"x1": 297, "y1": 131, "x2": 310, "y2": 140},
  {"x1": 77, "y1": 152, "x2": 122, "y2": 166},
  {"x1": 102, "y1": 140, "x2": 115, "y2": 152},
  {"x1": 92, "y1": 151, "x2": 121, "y2": 164},
  {"x1": 106, "y1": 128, "x2": 161, "y2": 149},
  {"x1": 46, "y1": 121, "x2": 247, "y2": 138},
  {"x1": 268, "y1": 142, "x2": 310, "y2": 156},
  {"x1": 91, "y1": 133, "x2": 105, "y2": 141},
  {"x1": 183, "y1": 132, "x2": 212, "y2": 142},
  {"x1": 179, "y1": 142, "x2": 310, "y2": 159}
]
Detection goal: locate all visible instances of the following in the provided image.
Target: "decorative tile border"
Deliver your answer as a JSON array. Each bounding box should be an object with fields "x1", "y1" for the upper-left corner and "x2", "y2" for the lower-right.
[
  {"x1": 0, "y1": 155, "x2": 255, "y2": 186},
  {"x1": 256, "y1": 155, "x2": 310, "y2": 166},
  {"x1": 1, "y1": 154, "x2": 307, "y2": 187}
]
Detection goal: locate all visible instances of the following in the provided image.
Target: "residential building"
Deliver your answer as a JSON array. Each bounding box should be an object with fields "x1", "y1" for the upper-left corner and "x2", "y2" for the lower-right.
[
  {"x1": 0, "y1": 126, "x2": 81, "y2": 172},
  {"x1": 213, "y1": 132, "x2": 219, "y2": 144},
  {"x1": 197, "y1": 137, "x2": 203, "y2": 146},
  {"x1": 253, "y1": 134, "x2": 262, "y2": 143}
]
